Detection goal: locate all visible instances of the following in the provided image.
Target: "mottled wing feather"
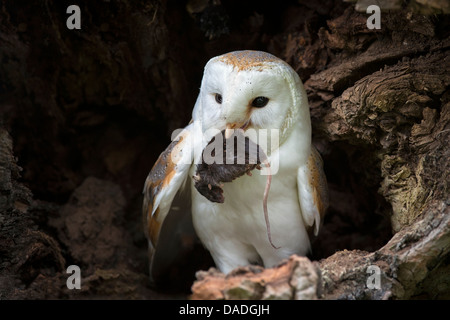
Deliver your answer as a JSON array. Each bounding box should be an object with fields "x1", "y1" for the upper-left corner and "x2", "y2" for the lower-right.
[
  {"x1": 142, "y1": 124, "x2": 195, "y2": 285},
  {"x1": 142, "y1": 137, "x2": 181, "y2": 246},
  {"x1": 297, "y1": 146, "x2": 329, "y2": 236}
]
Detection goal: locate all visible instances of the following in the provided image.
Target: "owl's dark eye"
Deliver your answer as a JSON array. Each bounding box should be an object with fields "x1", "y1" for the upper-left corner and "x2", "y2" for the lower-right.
[
  {"x1": 215, "y1": 93, "x2": 223, "y2": 104},
  {"x1": 251, "y1": 96, "x2": 269, "y2": 108}
]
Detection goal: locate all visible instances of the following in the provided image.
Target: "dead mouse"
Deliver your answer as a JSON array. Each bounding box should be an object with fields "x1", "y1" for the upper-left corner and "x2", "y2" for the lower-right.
[{"x1": 193, "y1": 129, "x2": 278, "y2": 249}]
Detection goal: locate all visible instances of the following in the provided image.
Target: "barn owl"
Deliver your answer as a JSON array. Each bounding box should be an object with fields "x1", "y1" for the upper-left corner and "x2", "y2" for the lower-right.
[{"x1": 143, "y1": 50, "x2": 328, "y2": 285}]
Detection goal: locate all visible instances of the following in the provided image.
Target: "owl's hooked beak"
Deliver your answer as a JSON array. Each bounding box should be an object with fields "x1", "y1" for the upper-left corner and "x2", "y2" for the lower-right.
[{"x1": 224, "y1": 120, "x2": 251, "y2": 139}]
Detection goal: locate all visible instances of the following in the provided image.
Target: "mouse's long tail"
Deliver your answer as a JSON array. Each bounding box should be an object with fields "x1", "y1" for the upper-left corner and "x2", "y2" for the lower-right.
[{"x1": 262, "y1": 161, "x2": 279, "y2": 249}]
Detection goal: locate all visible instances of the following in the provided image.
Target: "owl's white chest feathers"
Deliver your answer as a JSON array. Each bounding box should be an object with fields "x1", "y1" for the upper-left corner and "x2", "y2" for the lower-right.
[{"x1": 190, "y1": 125, "x2": 311, "y2": 273}]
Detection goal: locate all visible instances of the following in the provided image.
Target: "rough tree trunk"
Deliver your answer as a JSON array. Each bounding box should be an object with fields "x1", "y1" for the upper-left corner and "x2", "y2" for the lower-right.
[{"x1": 0, "y1": 0, "x2": 449, "y2": 299}]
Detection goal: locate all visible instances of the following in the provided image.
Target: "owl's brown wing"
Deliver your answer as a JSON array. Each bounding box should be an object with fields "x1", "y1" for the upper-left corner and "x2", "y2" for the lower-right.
[
  {"x1": 142, "y1": 125, "x2": 195, "y2": 287},
  {"x1": 297, "y1": 145, "x2": 329, "y2": 237}
]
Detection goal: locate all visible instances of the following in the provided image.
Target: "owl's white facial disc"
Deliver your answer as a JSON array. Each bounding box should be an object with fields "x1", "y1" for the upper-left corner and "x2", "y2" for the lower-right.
[{"x1": 193, "y1": 51, "x2": 311, "y2": 147}]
